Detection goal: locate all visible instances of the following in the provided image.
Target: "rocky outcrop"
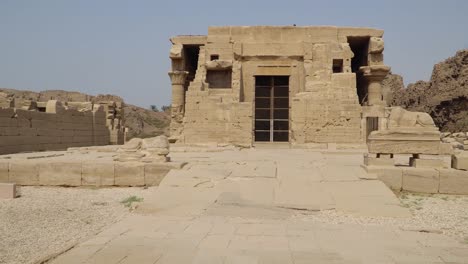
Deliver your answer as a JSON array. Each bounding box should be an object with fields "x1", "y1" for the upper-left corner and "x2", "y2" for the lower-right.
[
  {"x1": 0, "y1": 88, "x2": 170, "y2": 139},
  {"x1": 383, "y1": 49, "x2": 468, "y2": 132}
]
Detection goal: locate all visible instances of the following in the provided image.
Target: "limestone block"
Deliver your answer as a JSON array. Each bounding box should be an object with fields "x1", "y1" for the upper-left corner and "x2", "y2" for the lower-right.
[
  {"x1": 415, "y1": 154, "x2": 451, "y2": 168},
  {"x1": 39, "y1": 162, "x2": 82, "y2": 186},
  {"x1": 438, "y1": 169, "x2": 468, "y2": 194},
  {"x1": 410, "y1": 158, "x2": 445, "y2": 168},
  {"x1": 364, "y1": 156, "x2": 394, "y2": 166},
  {"x1": 9, "y1": 161, "x2": 39, "y2": 185},
  {"x1": 0, "y1": 162, "x2": 8, "y2": 183},
  {"x1": 0, "y1": 183, "x2": 16, "y2": 199},
  {"x1": 82, "y1": 162, "x2": 115, "y2": 186},
  {"x1": 368, "y1": 140, "x2": 441, "y2": 155},
  {"x1": 114, "y1": 163, "x2": 145, "y2": 186},
  {"x1": 144, "y1": 164, "x2": 171, "y2": 186},
  {"x1": 453, "y1": 154, "x2": 468, "y2": 170},
  {"x1": 439, "y1": 143, "x2": 454, "y2": 155},
  {"x1": 366, "y1": 166, "x2": 402, "y2": 191},
  {"x1": 402, "y1": 168, "x2": 439, "y2": 193}
]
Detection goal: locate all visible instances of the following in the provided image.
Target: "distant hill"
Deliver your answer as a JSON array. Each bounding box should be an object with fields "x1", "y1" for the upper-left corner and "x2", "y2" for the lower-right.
[
  {"x1": 0, "y1": 88, "x2": 170, "y2": 139},
  {"x1": 382, "y1": 49, "x2": 468, "y2": 132}
]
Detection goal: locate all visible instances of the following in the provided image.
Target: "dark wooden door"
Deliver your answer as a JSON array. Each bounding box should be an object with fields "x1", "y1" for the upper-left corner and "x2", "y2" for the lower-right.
[{"x1": 254, "y1": 76, "x2": 289, "y2": 142}]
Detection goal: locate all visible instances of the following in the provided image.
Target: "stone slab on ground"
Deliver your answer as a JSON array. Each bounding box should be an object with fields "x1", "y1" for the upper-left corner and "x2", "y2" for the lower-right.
[
  {"x1": 439, "y1": 169, "x2": 468, "y2": 194},
  {"x1": 366, "y1": 165, "x2": 403, "y2": 191},
  {"x1": 402, "y1": 167, "x2": 440, "y2": 193},
  {"x1": 0, "y1": 183, "x2": 16, "y2": 199},
  {"x1": 38, "y1": 162, "x2": 82, "y2": 186},
  {"x1": 411, "y1": 158, "x2": 445, "y2": 168},
  {"x1": 43, "y1": 148, "x2": 468, "y2": 264},
  {"x1": 8, "y1": 161, "x2": 39, "y2": 185},
  {"x1": 81, "y1": 161, "x2": 115, "y2": 186}
]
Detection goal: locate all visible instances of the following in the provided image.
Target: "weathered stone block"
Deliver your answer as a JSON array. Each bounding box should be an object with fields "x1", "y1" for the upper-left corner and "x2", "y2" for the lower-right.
[
  {"x1": 0, "y1": 183, "x2": 16, "y2": 199},
  {"x1": 144, "y1": 164, "x2": 171, "y2": 186},
  {"x1": 115, "y1": 163, "x2": 144, "y2": 186},
  {"x1": 453, "y1": 154, "x2": 468, "y2": 170},
  {"x1": 402, "y1": 168, "x2": 439, "y2": 193},
  {"x1": 377, "y1": 167, "x2": 402, "y2": 191},
  {"x1": 39, "y1": 162, "x2": 82, "y2": 186},
  {"x1": 9, "y1": 161, "x2": 39, "y2": 185},
  {"x1": 410, "y1": 158, "x2": 445, "y2": 168},
  {"x1": 438, "y1": 169, "x2": 468, "y2": 194},
  {"x1": 82, "y1": 162, "x2": 115, "y2": 186}
]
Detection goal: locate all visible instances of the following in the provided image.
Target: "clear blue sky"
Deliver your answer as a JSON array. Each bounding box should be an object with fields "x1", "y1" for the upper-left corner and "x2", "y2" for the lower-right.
[{"x1": 1, "y1": 0, "x2": 467, "y2": 108}]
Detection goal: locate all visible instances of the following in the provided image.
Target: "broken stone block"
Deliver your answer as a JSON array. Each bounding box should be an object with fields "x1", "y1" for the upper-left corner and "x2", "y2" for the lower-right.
[
  {"x1": 9, "y1": 161, "x2": 39, "y2": 185},
  {"x1": 38, "y1": 162, "x2": 82, "y2": 186},
  {"x1": 0, "y1": 183, "x2": 16, "y2": 199},
  {"x1": 453, "y1": 153, "x2": 468, "y2": 170},
  {"x1": 438, "y1": 169, "x2": 468, "y2": 195},
  {"x1": 368, "y1": 37, "x2": 384, "y2": 54},
  {"x1": 402, "y1": 168, "x2": 439, "y2": 193},
  {"x1": 115, "y1": 163, "x2": 145, "y2": 186}
]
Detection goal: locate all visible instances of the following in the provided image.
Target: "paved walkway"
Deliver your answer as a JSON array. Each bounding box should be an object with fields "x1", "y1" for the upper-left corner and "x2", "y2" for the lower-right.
[{"x1": 51, "y1": 149, "x2": 468, "y2": 263}]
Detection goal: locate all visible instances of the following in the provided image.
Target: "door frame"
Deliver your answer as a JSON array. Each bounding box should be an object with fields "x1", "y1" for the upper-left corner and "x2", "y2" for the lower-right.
[{"x1": 253, "y1": 75, "x2": 290, "y2": 143}]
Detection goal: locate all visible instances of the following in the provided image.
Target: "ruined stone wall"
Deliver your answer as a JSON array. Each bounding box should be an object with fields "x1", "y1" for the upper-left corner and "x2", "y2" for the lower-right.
[{"x1": 0, "y1": 102, "x2": 109, "y2": 155}]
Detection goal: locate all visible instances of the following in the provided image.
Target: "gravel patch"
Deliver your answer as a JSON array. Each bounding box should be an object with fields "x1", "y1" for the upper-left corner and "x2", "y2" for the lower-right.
[
  {"x1": 0, "y1": 186, "x2": 153, "y2": 264},
  {"x1": 299, "y1": 192, "x2": 468, "y2": 243}
]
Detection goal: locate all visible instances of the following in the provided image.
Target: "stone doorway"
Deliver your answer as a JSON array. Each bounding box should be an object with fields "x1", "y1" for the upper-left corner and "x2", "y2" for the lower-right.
[{"x1": 254, "y1": 76, "x2": 289, "y2": 142}]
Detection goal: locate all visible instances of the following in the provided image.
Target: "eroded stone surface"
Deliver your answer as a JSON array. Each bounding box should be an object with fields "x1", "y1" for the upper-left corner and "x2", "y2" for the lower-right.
[{"x1": 50, "y1": 148, "x2": 468, "y2": 264}]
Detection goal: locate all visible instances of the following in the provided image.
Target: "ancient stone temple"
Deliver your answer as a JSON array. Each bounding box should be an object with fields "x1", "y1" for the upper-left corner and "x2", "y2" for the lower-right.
[{"x1": 168, "y1": 26, "x2": 390, "y2": 146}]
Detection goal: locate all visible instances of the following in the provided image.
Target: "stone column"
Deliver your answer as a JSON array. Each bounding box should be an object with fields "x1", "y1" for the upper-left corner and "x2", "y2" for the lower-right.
[
  {"x1": 168, "y1": 71, "x2": 188, "y2": 143},
  {"x1": 168, "y1": 71, "x2": 188, "y2": 109},
  {"x1": 360, "y1": 66, "x2": 390, "y2": 106}
]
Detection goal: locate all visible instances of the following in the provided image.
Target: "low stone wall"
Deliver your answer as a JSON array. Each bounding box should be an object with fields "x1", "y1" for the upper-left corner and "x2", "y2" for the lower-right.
[
  {"x1": 0, "y1": 160, "x2": 183, "y2": 187},
  {"x1": 0, "y1": 103, "x2": 109, "y2": 155},
  {"x1": 366, "y1": 165, "x2": 468, "y2": 194}
]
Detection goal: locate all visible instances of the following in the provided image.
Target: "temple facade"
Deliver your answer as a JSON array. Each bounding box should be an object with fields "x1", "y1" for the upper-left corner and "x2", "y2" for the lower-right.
[{"x1": 168, "y1": 26, "x2": 390, "y2": 146}]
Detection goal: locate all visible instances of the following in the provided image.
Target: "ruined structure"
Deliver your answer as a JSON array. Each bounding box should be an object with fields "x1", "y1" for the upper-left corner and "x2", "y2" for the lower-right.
[
  {"x1": 168, "y1": 26, "x2": 390, "y2": 145},
  {"x1": 0, "y1": 96, "x2": 126, "y2": 155}
]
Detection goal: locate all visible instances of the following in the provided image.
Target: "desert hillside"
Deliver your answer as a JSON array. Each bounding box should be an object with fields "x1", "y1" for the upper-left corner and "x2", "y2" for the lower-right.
[
  {"x1": 383, "y1": 49, "x2": 468, "y2": 132},
  {"x1": 0, "y1": 88, "x2": 170, "y2": 139}
]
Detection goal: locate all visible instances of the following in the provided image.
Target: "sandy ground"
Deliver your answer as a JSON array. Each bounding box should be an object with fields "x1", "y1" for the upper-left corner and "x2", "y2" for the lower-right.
[
  {"x1": 304, "y1": 192, "x2": 468, "y2": 243},
  {"x1": 1, "y1": 187, "x2": 468, "y2": 264},
  {"x1": 0, "y1": 186, "x2": 152, "y2": 264}
]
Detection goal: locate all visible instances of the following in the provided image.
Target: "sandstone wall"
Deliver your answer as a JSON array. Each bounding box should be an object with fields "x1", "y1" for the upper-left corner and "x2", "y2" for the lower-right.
[
  {"x1": 0, "y1": 104, "x2": 109, "y2": 155},
  {"x1": 170, "y1": 26, "x2": 386, "y2": 145}
]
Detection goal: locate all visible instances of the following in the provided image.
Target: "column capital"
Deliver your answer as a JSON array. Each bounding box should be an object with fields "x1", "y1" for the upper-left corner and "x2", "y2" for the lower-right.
[
  {"x1": 168, "y1": 71, "x2": 189, "y2": 85},
  {"x1": 360, "y1": 65, "x2": 391, "y2": 82}
]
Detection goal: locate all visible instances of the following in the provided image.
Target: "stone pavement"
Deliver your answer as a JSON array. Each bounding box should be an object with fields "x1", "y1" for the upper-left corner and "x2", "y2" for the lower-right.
[{"x1": 50, "y1": 149, "x2": 468, "y2": 263}]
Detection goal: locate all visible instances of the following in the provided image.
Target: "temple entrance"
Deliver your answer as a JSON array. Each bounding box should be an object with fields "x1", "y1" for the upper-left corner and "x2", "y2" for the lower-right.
[{"x1": 254, "y1": 76, "x2": 289, "y2": 142}]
